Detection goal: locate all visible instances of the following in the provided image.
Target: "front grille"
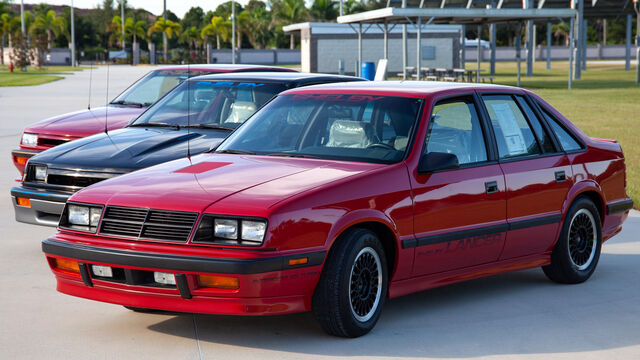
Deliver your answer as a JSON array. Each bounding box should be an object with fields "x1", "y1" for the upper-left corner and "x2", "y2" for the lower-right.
[
  {"x1": 47, "y1": 174, "x2": 104, "y2": 188},
  {"x1": 99, "y1": 206, "x2": 199, "y2": 242},
  {"x1": 38, "y1": 138, "x2": 68, "y2": 147}
]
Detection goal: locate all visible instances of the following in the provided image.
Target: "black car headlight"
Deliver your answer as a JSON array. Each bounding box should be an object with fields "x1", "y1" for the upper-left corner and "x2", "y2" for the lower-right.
[
  {"x1": 194, "y1": 215, "x2": 267, "y2": 246},
  {"x1": 59, "y1": 203, "x2": 104, "y2": 233}
]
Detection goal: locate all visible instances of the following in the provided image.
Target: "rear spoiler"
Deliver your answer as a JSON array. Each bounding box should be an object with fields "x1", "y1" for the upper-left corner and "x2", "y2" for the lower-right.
[{"x1": 591, "y1": 137, "x2": 618, "y2": 144}]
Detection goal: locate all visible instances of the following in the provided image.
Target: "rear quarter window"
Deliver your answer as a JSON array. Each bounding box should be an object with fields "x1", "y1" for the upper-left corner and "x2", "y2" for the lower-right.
[{"x1": 539, "y1": 106, "x2": 583, "y2": 152}]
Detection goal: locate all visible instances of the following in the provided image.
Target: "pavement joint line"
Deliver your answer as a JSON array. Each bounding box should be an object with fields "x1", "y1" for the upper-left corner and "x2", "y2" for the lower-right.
[{"x1": 192, "y1": 314, "x2": 203, "y2": 360}]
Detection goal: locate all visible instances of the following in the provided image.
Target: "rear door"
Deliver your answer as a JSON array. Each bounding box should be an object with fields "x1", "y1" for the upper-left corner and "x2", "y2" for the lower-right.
[
  {"x1": 409, "y1": 94, "x2": 507, "y2": 276},
  {"x1": 478, "y1": 93, "x2": 572, "y2": 259}
]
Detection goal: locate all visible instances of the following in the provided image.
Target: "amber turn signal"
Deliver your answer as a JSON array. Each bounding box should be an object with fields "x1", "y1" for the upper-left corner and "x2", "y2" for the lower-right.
[
  {"x1": 15, "y1": 156, "x2": 28, "y2": 165},
  {"x1": 54, "y1": 258, "x2": 80, "y2": 273},
  {"x1": 198, "y1": 275, "x2": 239, "y2": 289},
  {"x1": 16, "y1": 197, "x2": 31, "y2": 207},
  {"x1": 288, "y1": 257, "x2": 308, "y2": 266}
]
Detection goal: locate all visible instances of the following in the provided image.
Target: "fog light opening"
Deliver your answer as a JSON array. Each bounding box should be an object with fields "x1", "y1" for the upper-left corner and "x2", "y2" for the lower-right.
[
  {"x1": 16, "y1": 197, "x2": 31, "y2": 208},
  {"x1": 288, "y1": 257, "x2": 308, "y2": 266},
  {"x1": 198, "y1": 275, "x2": 239, "y2": 290},
  {"x1": 91, "y1": 265, "x2": 113, "y2": 278},
  {"x1": 153, "y1": 272, "x2": 176, "y2": 286}
]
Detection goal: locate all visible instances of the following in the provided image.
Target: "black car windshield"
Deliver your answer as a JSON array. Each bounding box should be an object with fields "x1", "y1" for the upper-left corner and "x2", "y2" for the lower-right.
[
  {"x1": 216, "y1": 93, "x2": 423, "y2": 163},
  {"x1": 130, "y1": 80, "x2": 288, "y2": 129},
  {"x1": 111, "y1": 69, "x2": 217, "y2": 107}
]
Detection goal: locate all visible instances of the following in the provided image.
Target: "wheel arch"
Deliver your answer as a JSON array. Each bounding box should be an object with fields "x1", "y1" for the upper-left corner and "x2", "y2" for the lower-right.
[{"x1": 563, "y1": 180, "x2": 605, "y2": 225}]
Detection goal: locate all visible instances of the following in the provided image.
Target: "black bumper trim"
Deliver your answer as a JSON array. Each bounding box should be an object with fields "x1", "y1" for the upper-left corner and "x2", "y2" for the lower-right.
[
  {"x1": 11, "y1": 149, "x2": 39, "y2": 158},
  {"x1": 402, "y1": 214, "x2": 561, "y2": 249},
  {"x1": 606, "y1": 199, "x2": 634, "y2": 215},
  {"x1": 11, "y1": 186, "x2": 70, "y2": 203},
  {"x1": 42, "y1": 238, "x2": 326, "y2": 275}
]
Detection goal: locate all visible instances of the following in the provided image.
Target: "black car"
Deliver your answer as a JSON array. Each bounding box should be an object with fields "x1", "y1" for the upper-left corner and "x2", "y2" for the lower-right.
[{"x1": 12, "y1": 72, "x2": 365, "y2": 226}]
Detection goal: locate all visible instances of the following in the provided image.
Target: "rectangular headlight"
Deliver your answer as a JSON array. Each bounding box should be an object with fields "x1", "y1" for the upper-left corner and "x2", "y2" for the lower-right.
[
  {"x1": 34, "y1": 165, "x2": 47, "y2": 181},
  {"x1": 68, "y1": 205, "x2": 90, "y2": 226},
  {"x1": 21, "y1": 133, "x2": 38, "y2": 146},
  {"x1": 241, "y1": 220, "x2": 266, "y2": 242},
  {"x1": 214, "y1": 219, "x2": 238, "y2": 239}
]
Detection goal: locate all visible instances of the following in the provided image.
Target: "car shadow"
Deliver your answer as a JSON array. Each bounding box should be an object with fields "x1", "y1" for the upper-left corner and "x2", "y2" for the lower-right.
[{"x1": 146, "y1": 251, "x2": 640, "y2": 358}]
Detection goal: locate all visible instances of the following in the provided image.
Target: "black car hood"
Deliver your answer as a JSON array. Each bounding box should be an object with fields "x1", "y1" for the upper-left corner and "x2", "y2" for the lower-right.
[{"x1": 28, "y1": 127, "x2": 231, "y2": 173}]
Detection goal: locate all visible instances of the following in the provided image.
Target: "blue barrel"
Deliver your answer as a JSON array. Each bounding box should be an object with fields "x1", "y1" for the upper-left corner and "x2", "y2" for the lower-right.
[{"x1": 361, "y1": 62, "x2": 376, "y2": 80}]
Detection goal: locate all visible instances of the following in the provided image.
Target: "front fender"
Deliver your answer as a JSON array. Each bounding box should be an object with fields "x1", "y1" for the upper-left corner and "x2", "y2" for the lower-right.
[{"x1": 325, "y1": 208, "x2": 400, "y2": 249}]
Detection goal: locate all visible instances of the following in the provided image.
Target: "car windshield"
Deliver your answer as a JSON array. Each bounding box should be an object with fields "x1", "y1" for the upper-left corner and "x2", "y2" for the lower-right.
[
  {"x1": 111, "y1": 69, "x2": 216, "y2": 107},
  {"x1": 130, "y1": 80, "x2": 288, "y2": 129},
  {"x1": 216, "y1": 93, "x2": 423, "y2": 163}
]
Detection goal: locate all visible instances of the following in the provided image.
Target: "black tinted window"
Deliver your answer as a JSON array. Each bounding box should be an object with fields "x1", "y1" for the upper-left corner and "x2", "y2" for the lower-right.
[
  {"x1": 515, "y1": 96, "x2": 555, "y2": 153},
  {"x1": 540, "y1": 107, "x2": 583, "y2": 152}
]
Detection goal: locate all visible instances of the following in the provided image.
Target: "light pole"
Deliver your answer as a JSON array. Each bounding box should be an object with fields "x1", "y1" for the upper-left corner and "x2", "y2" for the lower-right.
[
  {"x1": 163, "y1": 0, "x2": 167, "y2": 63},
  {"x1": 121, "y1": 0, "x2": 125, "y2": 52},
  {"x1": 231, "y1": 0, "x2": 236, "y2": 64},
  {"x1": 71, "y1": 0, "x2": 76, "y2": 67},
  {"x1": 20, "y1": 0, "x2": 25, "y2": 35}
]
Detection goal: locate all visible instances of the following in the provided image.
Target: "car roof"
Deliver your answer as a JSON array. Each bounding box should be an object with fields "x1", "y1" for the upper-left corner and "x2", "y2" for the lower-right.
[
  {"x1": 187, "y1": 72, "x2": 366, "y2": 83},
  {"x1": 281, "y1": 80, "x2": 521, "y2": 97},
  {"x1": 154, "y1": 64, "x2": 298, "y2": 72}
]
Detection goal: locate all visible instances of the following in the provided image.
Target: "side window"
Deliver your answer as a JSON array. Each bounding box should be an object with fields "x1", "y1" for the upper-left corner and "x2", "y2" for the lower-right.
[
  {"x1": 482, "y1": 95, "x2": 540, "y2": 159},
  {"x1": 425, "y1": 99, "x2": 487, "y2": 165},
  {"x1": 539, "y1": 107, "x2": 583, "y2": 152},
  {"x1": 515, "y1": 96, "x2": 555, "y2": 153}
]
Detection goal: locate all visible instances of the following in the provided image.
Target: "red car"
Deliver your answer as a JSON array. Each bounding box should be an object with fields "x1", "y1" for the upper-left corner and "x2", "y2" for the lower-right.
[
  {"x1": 42, "y1": 82, "x2": 633, "y2": 337},
  {"x1": 12, "y1": 64, "x2": 297, "y2": 175}
]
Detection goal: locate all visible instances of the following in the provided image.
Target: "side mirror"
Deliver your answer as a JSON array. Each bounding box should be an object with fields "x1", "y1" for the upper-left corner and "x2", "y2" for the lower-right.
[{"x1": 417, "y1": 152, "x2": 459, "y2": 174}]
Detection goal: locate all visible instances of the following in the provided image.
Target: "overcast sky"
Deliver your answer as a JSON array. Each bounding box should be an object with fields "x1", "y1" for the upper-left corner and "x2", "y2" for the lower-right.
[{"x1": 23, "y1": 1, "x2": 251, "y2": 18}]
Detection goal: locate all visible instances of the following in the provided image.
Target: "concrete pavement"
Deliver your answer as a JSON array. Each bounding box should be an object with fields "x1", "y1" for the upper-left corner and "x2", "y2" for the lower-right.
[{"x1": 0, "y1": 66, "x2": 638, "y2": 359}]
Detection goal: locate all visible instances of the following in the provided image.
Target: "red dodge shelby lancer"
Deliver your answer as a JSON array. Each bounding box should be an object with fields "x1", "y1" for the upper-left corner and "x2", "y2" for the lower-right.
[{"x1": 42, "y1": 82, "x2": 633, "y2": 337}]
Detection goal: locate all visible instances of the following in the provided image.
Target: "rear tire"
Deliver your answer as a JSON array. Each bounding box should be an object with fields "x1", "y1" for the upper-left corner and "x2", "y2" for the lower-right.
[
  {"x1": 312, "y1": 228, "x2": 388, "y2": 338},
  {"x1": 543, "y1": 197, "x2": 602, "y2": 284}
]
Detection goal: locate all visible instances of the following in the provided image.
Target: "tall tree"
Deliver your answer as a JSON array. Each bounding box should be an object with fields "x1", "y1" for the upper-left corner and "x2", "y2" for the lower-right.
[
  {"x1": 311, "y1": 0, "x2": 337, "y2": 21},
  {"x1": 147, "y1": 18, "x2": 181, "y2": 63},
  {"x1": 181, "y1": 6, "x2": 204, "y2": 29},
  {"x1": 30, "y1": 10, "x2": 66, "y2": 49},
  {"x1": 239, "y1": 4, "x2": 271, "y2": 49},
  {"x1": 201, "y1": 15, "x2": 230, "y2": 49},
  {"x1": 273, "y1": 0, "x2": 308, "y2": 49}
]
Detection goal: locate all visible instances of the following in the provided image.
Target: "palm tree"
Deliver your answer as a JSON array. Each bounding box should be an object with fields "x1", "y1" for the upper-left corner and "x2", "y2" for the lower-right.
[
  {"x1": 201, "y1": 16, "x2": 229, "y2": 50},
  {"x1": 274, "y1": 0, "x2": 308, "y2": 49},
  {"x1": 0, "y1": 13, "x2": 10, "y2": 65},
  {"x1": 148, "y1": 18, "x2": 182, "y2": 63},
  {"x1": 30, "y1": 10, "x2": 67, "y2": 49},
  {"x1": 311, "y1": 0, "x2": 337, "y2": 21},
  {"x1": 111, "y1": 16, "x2": 147, "y2": 52},
  {"x1": 179, "y1": 26, "x2": 201, "y2": 60}
]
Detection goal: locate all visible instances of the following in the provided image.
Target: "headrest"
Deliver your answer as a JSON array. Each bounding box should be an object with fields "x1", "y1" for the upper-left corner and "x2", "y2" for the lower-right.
[
  {"x1": 224, "y1": 101, "x2": 257, "y2": 123},
  {"x1": 326, "y1": 120, "x2": 372, "y2": 148}
]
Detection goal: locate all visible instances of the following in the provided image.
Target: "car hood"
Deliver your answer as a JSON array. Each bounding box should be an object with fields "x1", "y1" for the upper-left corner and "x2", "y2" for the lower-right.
[
  {"x1": 70, "y1": 153, "x2": 383, "y2": 213},
  {"x1": 24, "y1": 105, "x2": 145, "y2": 138},
  {"x1": 28, "y1": 127, "x2": 231, "y2": 173}
]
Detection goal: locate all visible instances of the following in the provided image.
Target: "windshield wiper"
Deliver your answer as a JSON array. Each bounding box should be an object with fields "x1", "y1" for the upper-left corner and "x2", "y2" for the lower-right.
[
  {"x1": 266, "y1": 152, "x2": 319, "y2": 159},
  {"x1": 110, "y1": 100, "x2": 145, "y2": 107},
  {"x1": 215, "y1": 149, "x2": 256, "y2": 155},
  {"x1": 184, "y1": 124, "x2": 233, "y2": 131},
  {"x1": 129, "y1": 122, "x2": 180, "y2": 129}
]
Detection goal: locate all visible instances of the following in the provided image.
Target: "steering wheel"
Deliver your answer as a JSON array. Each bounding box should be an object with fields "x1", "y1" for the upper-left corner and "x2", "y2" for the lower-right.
[{"x1": 367, "y1": 143, "x2": 395, "y2": 150}]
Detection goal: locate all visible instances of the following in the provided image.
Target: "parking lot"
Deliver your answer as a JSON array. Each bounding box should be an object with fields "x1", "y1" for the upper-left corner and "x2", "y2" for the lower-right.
[{"x1": 1, "y1": 66, "x2": 639, "y2": 359}]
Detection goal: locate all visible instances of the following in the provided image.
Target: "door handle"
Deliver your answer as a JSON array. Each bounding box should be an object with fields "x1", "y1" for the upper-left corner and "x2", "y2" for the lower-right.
[
  {"x1": 485, "y1": 181, "x2": 498, "y2": 194},
  {"x1": 555, "y1": 171, "x2": 566, "y2": 182}
]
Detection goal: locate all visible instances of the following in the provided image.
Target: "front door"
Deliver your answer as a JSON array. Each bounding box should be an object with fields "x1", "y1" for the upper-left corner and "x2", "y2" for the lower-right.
[{"x1": 410, "y1": 95, "x2": 507, "y2": 276}]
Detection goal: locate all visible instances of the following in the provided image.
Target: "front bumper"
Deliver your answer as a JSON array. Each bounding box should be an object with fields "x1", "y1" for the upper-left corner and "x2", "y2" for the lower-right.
[
  {"x1": 11, "y1": 186, "x2": 70, "y2": 226},
  {"x1": 11, "y1": 149, "x2": 39, "y2": 175},
  {"x1": 42, "y1": 237, "x2": 326, "y2": 315}
]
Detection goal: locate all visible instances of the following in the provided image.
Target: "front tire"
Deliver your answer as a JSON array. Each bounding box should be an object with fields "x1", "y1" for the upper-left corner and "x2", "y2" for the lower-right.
[
  {"x1": 312, "y1": 228, "x2": 388, "y2": 337},
  {"x1": 543, "y1": 197, "x2": 602, "y2": 284}
]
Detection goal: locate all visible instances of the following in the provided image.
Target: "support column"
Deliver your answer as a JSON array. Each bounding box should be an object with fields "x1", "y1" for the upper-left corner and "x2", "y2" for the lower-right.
[
  {"x1": 516, "y1": 24, "x2": 522, "y2": 87},
  {"x1": 546, "y1": 22, "x2": 551, "y2": 70},
  {"x1": 417, "y1": 17, "x2": 422, "y2": 81},
  {"x1": 490, "y1": 22, "x2": 496, "y2": 74},
  {"x1": 569, "y1": 16, "x2": 574, "y2": 89},
  {"x1": 383, "y1": 22, "x2": 388, "y2": 60},
  {"x1": 582, "y1": 19, "x2": 587, "y2": 70},
  {"x1": 461, "y1": 25, "x2": 466, "y2": 69},
  {"x1": 477, "y1": 24, "x2": 482, "y2": 83},
  {"x1": 402, "y1": 0, "x2": 407, "y2": 79},
  {"x1": 575, "y1": 0, "x2": 583, "y2": 79},
  {"x1": 525, "y1": 0, "x2": 533, "y2": 76},
  {"x1": 358, "y1": 23, "x2": 362, "y2": 77},
  {"x1": 626, "y1": 13, "x2": 632, "y2": 71},
  {"x1": 636, "y1": 5, "x2": 640, "y2": 84}
]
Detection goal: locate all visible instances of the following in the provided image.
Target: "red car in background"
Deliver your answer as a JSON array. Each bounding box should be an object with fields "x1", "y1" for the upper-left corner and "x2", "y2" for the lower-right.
[
  {"x1": 42, "y1": 82, "x2": 633, "y2": 337},
  {"x1": 12, "y1": 64, "x2": 297, "y2": 175}
]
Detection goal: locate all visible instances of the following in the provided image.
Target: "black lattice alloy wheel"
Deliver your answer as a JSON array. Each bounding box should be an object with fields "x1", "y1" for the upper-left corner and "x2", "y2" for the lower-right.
[
  {"x1": 312, "y1": 228, "x2": 388, "y2": 337},
  {"x1": 543, "y1": 197, "x2": 602, "y2": 284}
]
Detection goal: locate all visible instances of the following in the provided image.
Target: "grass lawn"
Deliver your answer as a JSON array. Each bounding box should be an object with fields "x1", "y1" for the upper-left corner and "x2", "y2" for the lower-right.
[
  {"x1": 468, "y1": 61, "x2": 640, "y2": 209},
  {"x1": 0, "y1": 65, "x2": 90, "y2": 86}
]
